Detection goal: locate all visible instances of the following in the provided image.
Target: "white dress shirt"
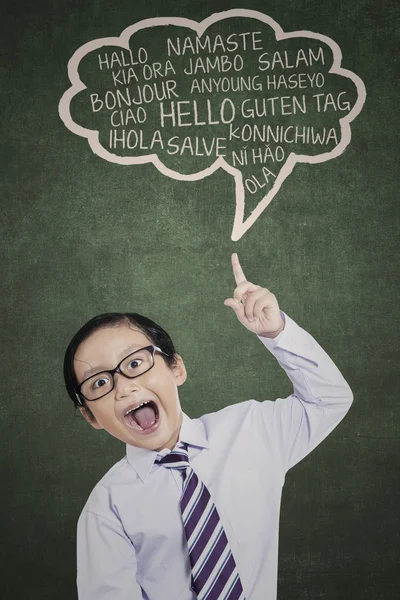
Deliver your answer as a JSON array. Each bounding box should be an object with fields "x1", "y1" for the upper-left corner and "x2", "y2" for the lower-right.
[{"x1": 76, "y1": 312, "x2": 353, "y2": 600}]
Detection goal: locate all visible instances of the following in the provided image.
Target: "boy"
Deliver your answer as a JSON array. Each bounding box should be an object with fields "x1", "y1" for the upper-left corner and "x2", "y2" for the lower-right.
[{"x1": 63, "y1": 253, "x2": 353, "y2": 600}]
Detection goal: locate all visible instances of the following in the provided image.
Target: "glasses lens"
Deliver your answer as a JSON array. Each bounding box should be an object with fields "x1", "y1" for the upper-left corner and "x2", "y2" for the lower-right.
[
  {"x1": 120, "y1": 348, "x2": 153, "y2": 377},
  {"x1": 80, "y1": 372, "x2": 113, "y2": 401}
]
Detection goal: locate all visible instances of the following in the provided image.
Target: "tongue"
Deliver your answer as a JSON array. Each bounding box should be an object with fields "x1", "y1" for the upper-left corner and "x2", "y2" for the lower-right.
[{"x1": 134, "y1": 405, "x2": 157, "y2": 429}]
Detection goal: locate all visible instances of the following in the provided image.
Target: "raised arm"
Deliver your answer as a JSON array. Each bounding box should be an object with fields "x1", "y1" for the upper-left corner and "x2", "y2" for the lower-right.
[
  {"x1": 257, "y1": 311, "x2": 353, "y2": 472},
  {"x1": 224, "y1": 253, "x2": 353, "y2": 473}
]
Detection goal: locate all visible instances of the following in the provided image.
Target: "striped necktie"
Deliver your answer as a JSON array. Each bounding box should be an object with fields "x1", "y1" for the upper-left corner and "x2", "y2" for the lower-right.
[{"x1": 156, "y1": 442, "x2": 246, "y2": 600}]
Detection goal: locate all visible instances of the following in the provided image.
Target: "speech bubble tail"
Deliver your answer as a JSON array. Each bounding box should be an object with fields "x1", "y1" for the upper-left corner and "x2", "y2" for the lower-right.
[{"x1": 222, "y1": 156, "x2": 298, "y2": 241}]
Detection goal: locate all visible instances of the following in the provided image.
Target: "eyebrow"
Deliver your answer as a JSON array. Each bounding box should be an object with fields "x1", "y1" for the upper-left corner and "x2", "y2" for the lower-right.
[{"x1": 79, "y1": 343, "x2": 147, "y2": 380}]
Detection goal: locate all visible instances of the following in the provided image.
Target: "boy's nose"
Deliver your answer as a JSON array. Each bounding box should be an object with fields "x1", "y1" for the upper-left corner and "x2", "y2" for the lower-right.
[{"x1": 114, "y1": 373, "x2": 141, "y2": 399}]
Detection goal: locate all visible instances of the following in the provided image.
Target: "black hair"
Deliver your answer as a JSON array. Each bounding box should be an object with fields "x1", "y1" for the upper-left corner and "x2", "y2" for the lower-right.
[{"x1": 63, "y1": 312, "x2": 178, "y2": 412}]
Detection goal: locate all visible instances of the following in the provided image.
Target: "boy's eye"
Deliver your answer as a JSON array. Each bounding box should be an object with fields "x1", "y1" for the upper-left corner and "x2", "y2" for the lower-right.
[
  {"x1": 92, "y1": 376, "x2": 110, "y2": 389},
  {"x1": 128, "y1": 358, "x2": 143, "y2": 369}
]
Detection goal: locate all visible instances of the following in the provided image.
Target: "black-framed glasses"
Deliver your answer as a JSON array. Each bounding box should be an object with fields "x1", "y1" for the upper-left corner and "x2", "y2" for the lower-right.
[{"x1": 75, "y1": 345, "x2": 168, "y2": 405}]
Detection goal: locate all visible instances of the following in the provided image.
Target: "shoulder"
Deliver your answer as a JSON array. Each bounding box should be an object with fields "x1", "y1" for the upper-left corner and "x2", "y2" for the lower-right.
[
  {"x1": 198, "y1": 398, "x2": 264, "y2": 436},
  {"x1": 79, "y1": 454, "x2": 137, "y2": 523}
]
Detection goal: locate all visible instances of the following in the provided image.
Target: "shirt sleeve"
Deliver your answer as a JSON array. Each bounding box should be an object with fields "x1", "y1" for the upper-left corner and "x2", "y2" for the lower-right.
[
  {"x1": 256, "y1": 311, "x2": 353, "y2": 473},
  {"x1": 77, "y1": 510, "x2": 143, "y2": 600}
]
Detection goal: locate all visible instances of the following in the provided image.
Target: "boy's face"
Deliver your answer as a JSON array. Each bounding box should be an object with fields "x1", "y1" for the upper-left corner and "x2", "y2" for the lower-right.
[{"x1": 73, "y1": 324, "x2": 187, "y2": 452}]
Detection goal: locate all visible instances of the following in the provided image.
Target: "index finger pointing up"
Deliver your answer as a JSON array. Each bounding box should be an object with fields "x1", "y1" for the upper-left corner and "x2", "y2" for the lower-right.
[{"x1": 231, "y1": 253, "x2": 247, "y2": 285}]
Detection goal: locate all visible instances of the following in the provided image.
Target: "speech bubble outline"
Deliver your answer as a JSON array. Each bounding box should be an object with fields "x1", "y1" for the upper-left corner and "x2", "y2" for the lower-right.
[{"x1": 58, "y1": 8, "x2": 366, "y2": 240}]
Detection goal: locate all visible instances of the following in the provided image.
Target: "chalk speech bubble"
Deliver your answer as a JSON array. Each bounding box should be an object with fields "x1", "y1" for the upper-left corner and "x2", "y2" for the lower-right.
[{"x1": 59, "y1": 9, "x2": 366, "y2": 240}]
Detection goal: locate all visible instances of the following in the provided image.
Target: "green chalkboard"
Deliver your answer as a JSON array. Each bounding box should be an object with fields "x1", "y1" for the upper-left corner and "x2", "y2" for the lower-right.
[{"x1": 1, "y1": 0, "x2": 399, "y2": 599}]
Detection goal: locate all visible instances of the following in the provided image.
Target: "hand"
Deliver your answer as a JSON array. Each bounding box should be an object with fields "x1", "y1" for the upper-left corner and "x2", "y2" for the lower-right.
[{"x1": 223, "y1": 253, "x2": 285, "y2": 338}]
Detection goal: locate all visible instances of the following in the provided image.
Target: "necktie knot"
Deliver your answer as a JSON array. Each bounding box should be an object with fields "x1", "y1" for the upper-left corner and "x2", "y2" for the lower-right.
[{"x1": 156, "y1": 442, "x2": 190, "y2": 470}]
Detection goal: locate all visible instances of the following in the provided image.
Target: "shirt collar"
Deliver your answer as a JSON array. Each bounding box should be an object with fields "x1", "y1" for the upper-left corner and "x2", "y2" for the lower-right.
[{"x1": 125, "y1": 411, "x2": 209, "y2": 482}]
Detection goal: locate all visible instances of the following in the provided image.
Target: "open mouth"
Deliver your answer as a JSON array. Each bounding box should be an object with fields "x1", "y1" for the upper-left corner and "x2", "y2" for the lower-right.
[{"x1": 124, "y1": 400, "x2": 160, "y2": 433}]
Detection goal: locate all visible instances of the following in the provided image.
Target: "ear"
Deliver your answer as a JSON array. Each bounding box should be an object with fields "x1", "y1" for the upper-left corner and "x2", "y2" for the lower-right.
[
  {"x1": 79, "y1": 406, "x2": 104, "y2": 430},
  {"x1": 172, "y1": 354, "x2": 187, "y2": 387}
]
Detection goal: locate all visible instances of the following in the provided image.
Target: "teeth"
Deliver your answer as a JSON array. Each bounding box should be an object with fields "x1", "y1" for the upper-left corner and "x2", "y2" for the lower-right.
[{"x1": 125, "y1": 400, "x2": 151, "y2": 416}]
